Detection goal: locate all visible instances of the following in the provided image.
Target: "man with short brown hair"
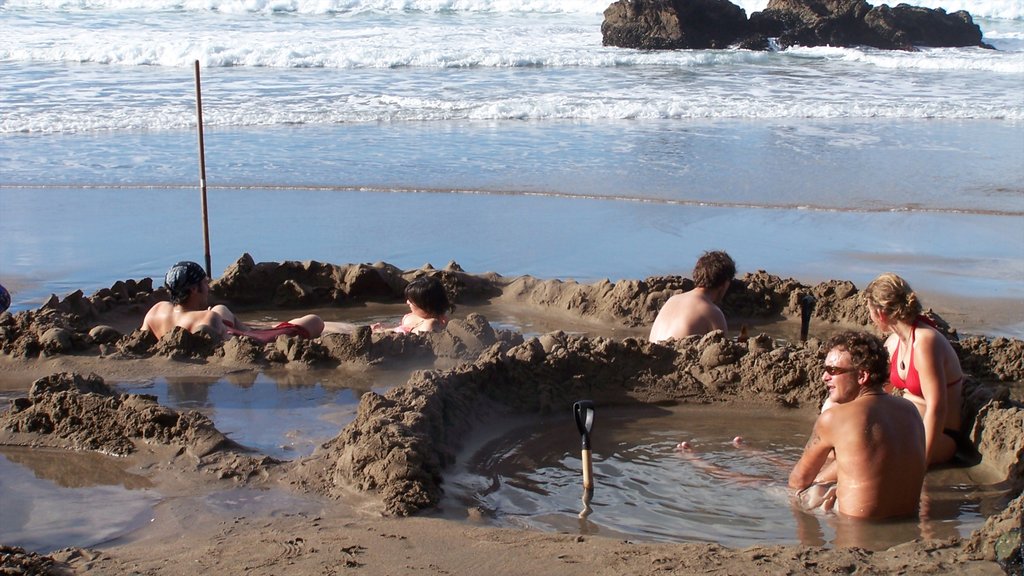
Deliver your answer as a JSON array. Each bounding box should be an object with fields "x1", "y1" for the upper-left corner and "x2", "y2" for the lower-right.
[
  {"x1": 789, "y1": 331, "x2": 926, "y2": 519},
  {"x1": 648, "y1": 250, "x2": 736, "y2": 342}
]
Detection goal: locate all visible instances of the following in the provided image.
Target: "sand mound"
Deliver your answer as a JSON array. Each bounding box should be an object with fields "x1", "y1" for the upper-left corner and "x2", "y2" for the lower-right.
[
  {"x1": 285, "y1": 330, "x2": 1023, "y2": 518},
  {"x1": 1, "y1": 254, "x2": 999, "y2": 373},
  {"x1": 1, "y1": 255, "x2": 1022, "y2": 573},
  {"x1": 1, "y1": 544, "x2": 72, "y2": 575},
  {"x1": 0, "y1": 372, "x2": 277, "y2": 483}
]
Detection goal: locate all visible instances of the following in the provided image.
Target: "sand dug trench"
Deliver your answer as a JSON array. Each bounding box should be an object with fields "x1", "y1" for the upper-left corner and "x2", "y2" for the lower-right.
[{"x1": 1, "y1": 255, "x2": 1021, "y2": 575}]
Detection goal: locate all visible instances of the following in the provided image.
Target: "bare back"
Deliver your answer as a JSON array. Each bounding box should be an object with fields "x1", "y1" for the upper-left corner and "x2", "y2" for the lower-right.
[
  {"x1": 142, "y1": 301, "x2": 224, "y2": 340},
  {"x1": 648, "y1": 289, "x2": 727, "y2": 343},
  {"x1": 819, "y1": 394, "x2": 925, "y2": 518}
]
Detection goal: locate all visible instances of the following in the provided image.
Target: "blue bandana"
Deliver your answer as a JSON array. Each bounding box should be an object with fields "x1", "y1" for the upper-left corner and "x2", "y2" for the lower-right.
[{"x1": 164, "y1": 261, "x2": 207, "y2": 303}]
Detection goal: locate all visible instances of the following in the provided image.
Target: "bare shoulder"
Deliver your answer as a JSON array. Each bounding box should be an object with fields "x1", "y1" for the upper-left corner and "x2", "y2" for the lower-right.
[
  {"x1": 813, "y1": 404, "x2": 841, "y2": 435},
  {"x1": 142, "y1": 301, "x2": 172, "y2": 326},
  {"x1": 146, "y1": 300, "x2": 173, "y2": 314},
  {"x1": 915, "y1": 324, "x2": 951, "y2": 351},
  {"x1": 884, "y1": 332, "x2": 898, "y2": 349},
  {"x1": 662, "y1": 292, "x2": 691, "y2": 307},
  {"x1": 414, "y1": 318, "x2": 439, "y2": 333}
]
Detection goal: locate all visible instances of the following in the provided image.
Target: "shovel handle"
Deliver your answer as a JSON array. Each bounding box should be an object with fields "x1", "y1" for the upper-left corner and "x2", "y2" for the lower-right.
[{"x1": 581, "y1": 448, "x2": 593, "y2": 492}]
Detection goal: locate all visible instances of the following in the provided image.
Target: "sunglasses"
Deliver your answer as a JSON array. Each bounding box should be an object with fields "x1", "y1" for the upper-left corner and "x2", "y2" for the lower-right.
[{"x1": 823, "y1": 365, "x2": 857, "y2": 376}]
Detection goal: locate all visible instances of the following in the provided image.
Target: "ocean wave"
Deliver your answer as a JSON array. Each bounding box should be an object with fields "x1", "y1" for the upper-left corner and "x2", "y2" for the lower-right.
[
  {"x1": 4, "y1": 96, "x2": 1021, "y2": 134},
  {"x1": 3, "y1": 35, "x2": 1021, "y2": 72},
  {"x1": 0, "y1": 0, "x2": 607, "y2": 15},
  {"x1": 1, "y1": 0, "x2": 1021, "y2": 19}
]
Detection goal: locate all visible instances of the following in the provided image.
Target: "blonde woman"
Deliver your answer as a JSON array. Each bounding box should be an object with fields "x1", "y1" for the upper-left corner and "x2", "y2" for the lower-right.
[{"x1": 863, "y1": 273, "x2": 966, "y2": 466}]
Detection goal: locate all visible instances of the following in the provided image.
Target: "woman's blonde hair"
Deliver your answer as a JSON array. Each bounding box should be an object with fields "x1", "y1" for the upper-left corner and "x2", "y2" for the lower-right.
[{"x1": 863, "y1": 272, "x2": 922, "y2": 324}]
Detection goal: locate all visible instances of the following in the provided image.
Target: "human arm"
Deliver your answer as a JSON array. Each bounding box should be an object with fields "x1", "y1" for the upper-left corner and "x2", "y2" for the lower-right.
[
  {"x1": 192, "y1": 310, "x2": 227, "y2": 340},
  {"x1": 913, "y1": 330, "x2": 949, "y2": 463},
  {"x1": 881, "y1": 333, "x2": 897, "y2": 393},
  {"x1": 708, "y1": 305, "x2": 728, "y2": 334},
  {"x1": 789, "y1": 412, "x2": 836, "y2": 491},
  {"x1": 141, "y1": 307, "x2": 159, "y2": 333}
]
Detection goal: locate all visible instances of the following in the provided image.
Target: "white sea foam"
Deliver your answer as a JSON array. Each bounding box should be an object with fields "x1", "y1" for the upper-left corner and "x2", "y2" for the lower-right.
[
  {"x1": 2, "y1": 20, "x2": 1021, "y2": 72},
  {"x1": 0, "y1": 0, "x2": 1021, "y2": 132}
]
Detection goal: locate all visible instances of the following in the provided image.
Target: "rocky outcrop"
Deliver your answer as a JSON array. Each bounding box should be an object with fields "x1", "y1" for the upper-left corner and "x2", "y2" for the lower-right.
[
  {"x1": 602, "y1": 0, "x2": 993, "y2": 51},
  {"x1": 601, "y1": 0, "x2": 749, "y2": 50}
]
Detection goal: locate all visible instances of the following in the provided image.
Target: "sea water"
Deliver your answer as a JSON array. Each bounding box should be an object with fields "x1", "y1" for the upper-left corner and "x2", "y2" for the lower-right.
[{"x1": 0, "y1": 0, "x2": 1022, "y2": 319}]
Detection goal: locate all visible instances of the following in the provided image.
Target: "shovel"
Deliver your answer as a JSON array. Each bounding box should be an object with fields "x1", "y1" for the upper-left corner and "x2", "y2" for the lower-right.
[
  {"x1": 800, "y1": 293, "x2": 817, "y2": 342},
  {"x1": 573, "y1": 400, "x2": 595, "y2": 517}
]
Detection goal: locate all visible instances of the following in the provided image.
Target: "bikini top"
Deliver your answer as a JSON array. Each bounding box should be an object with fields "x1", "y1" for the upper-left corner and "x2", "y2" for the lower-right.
[{"x1": 889, "y1": 316, "x2": 961, "y2": 397}]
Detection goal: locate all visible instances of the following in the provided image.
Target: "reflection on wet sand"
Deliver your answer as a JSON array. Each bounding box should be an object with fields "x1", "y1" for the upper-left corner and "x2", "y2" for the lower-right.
[
  {"x1": 112, "y1": 366, "x2": 422, "y2": 460},
  {"x1": 0, "y1": 446, "x2": 152, "y2": 491},
  {"x1": 0, "y1": 447, "x2": 158, "y2": 552}
]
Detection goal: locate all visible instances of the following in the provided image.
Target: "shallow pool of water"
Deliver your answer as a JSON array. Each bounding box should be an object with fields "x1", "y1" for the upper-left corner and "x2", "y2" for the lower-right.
[
  {"x1": 438, "y1": 404, "x2": 1010, "y2": 550},
  {"x1": 0, "y1": 447, "x2": 159, "y2": 552},
  {"x1": 0, "y1": 309, "x2": 1013, "y2": 553},
  {"x1": 111, "y1": 367, "x2": 414, "y2": 460}
]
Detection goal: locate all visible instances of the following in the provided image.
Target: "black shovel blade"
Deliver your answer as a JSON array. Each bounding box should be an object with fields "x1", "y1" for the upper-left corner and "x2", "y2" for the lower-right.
[{"x1": 573, "y1": 400, "x2": 595, "y2": 448}]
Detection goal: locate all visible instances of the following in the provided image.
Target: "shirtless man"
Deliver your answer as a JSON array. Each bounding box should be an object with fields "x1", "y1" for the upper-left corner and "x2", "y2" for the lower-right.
[
  {"x1": 789, "y1": 331, "x2": 926, "y2": 520},
  {"x1": 142, "y1": 261, "x2": 324, "y2": 342},
  {"x1": 648, "y1": 250, "x2": 735, "y2": 342}
]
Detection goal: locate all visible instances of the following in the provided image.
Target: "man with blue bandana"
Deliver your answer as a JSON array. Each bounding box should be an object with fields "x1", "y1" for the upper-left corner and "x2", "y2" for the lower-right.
[{"x1": 142, "y1": 261, "x2": 324, "y2": 343}]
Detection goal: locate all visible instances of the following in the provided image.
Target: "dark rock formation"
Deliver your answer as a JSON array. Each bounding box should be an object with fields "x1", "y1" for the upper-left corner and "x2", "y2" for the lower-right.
[
  {"x1": 864, "y1": 3, "x2": 993, "y2": 49},
  {"x1": 602, "y1": 0, "x2": 749, "y2": 49},
  {"x1": 603, "y1": 0, "x2": 993, "y2": 51}
]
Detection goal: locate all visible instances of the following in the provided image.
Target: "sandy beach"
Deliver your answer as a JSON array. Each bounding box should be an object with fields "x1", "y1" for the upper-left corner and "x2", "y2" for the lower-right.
[
  {"x1": 1, "y1": 257, "x2": 1021, "y2": 575},
  {"x1": 3, "y1": 0, "x2": 1022, "y2": 572}
]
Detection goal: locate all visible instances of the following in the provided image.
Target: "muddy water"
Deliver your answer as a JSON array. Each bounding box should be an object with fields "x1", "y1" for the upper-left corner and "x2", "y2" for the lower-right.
[
  {"x1": 0, "y1": 310, "x2": 1012, "y2": 553},
  {"x1": 0, "y1": 447, "x2": 159, "y2": 552},
  {"x1": 438, "y1": 404, "x2": 1011, "y2": 550},
  {"x1": 113, "y1": 371, "x2": 371, "y2": 460}
]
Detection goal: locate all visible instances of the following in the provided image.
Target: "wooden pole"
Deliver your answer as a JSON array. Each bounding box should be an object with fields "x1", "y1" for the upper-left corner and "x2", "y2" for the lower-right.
[{"x1": 194, "y1": 60, "x2": 212, "y2": 277}]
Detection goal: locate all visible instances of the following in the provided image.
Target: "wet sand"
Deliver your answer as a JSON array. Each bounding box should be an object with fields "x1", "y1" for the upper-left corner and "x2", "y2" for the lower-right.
[{"x1": 0, "y1": 259, "x2": 1021, "y2": 575}]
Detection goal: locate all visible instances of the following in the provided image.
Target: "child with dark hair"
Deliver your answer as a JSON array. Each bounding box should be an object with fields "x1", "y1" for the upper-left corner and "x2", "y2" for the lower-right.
[
  {"x1": 322, "y1": 275, "x2": 454, "y2": 336},
  {"x1": 386, "y1": 275, "x2": 453, "y2": 334}
]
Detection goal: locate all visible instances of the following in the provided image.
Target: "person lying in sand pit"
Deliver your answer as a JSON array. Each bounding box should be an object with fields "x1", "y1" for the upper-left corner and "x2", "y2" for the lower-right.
[
  {"x1": 320, "y1": 275, "x2": 453, "y2": 336},
  {"x1": 863, "y1": 273, "x2": 967, "y2": 466},
  {"x1": 371, "y1": 275, "x2": 452, "y2": 334},
  {"x1": 789, "y1": 331, "x2": 926, "y2": 519},
  {"x1": 142, "y1": 261, "x2": 324, "y2": 343},
  {"x1": 649, "y1": 250, "x2": 735, "y2": 343}
]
